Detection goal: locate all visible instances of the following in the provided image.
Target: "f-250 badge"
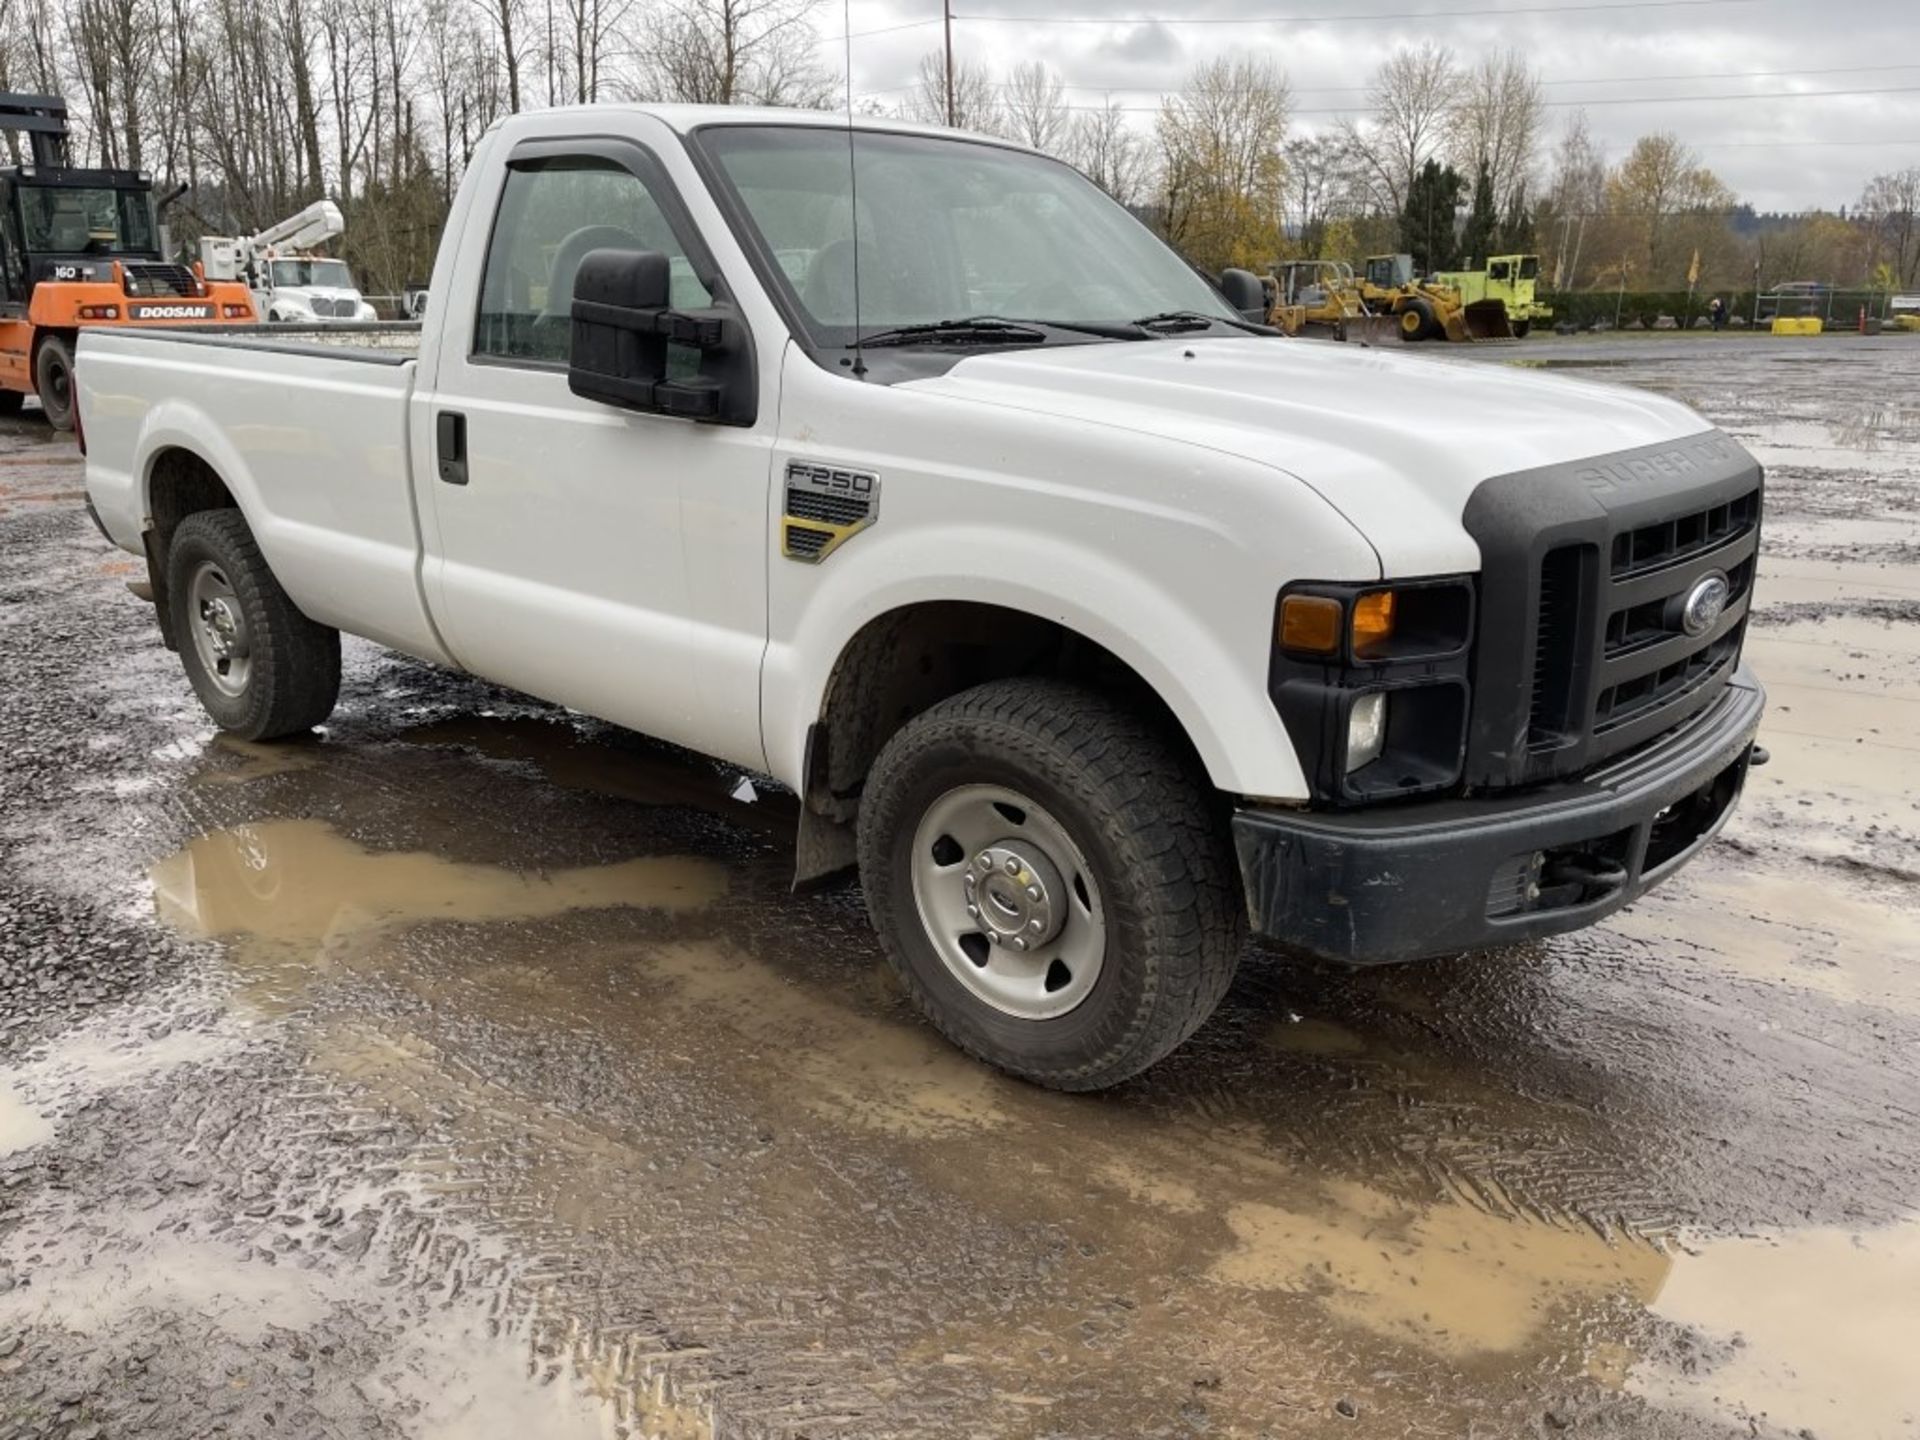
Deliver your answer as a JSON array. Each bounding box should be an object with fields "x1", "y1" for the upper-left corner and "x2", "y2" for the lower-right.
[{"x1": 781, "y1": 461, "x2": 880, "y2": 564}]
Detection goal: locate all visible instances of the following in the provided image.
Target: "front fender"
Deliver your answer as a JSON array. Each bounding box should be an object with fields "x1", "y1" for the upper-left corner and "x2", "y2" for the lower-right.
[{"x1": 763, "y1": 524, "x2": 1313, "y2": 801}]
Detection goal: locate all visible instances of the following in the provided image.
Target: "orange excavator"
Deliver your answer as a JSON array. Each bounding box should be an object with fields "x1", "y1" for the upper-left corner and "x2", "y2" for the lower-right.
[{"x1": 0, "y1": 93, "x2": 258, "y2": 430}]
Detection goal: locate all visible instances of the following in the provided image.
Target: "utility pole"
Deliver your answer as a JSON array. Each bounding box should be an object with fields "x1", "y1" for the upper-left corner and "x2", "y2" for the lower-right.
[{"x1": 944, "y1": 0, "x2": 955, "y2": 126}]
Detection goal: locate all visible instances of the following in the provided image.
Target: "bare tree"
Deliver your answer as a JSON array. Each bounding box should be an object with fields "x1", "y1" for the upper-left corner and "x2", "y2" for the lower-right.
[
  {"x1": 1859, "y1": 167, "x2": 1920, "y2": 287},
  {"x1": 468, "y1": 0, "x2": 523, "y2": 110},
  {"x1": 1068, "y1": 97, "x2": 1152, "y2": 207},
  {"x1": 1540, "y1": 109, "x2": 1606, "y2": 286},
  {"x1": 1157, "y1": 56, "x2": 1290, "y2": 271},
  {"x1": 1341, "y1": 41, "x2": 1457, "y2": 215},
  {"x1": 1282, "y1": 131, "x2": 1358, "y2": 257},
  {"x1": 631, "y1": 0, "x2": 832, "y2": 108},
  {"x1": 1002, "y1": 60, "x2": 1066, "y2": 154},
  {"x1": 902, "y1": 48, "x2": 1000, "y2": 132},
  {"x1": 1448, "y1": 49, "x2": 1542, "y2": 217}
]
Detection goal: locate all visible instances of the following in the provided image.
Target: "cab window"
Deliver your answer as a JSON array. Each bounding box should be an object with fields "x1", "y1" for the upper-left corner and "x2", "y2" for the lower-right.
[{"x1": 474, "y1": 157, "x2": 711, "y2": 364}]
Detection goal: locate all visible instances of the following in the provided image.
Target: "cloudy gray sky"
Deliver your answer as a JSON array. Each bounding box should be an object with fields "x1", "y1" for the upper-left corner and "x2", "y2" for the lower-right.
[{"x1": 830, "y1": 0, "x2": 1920, "y2": 211}]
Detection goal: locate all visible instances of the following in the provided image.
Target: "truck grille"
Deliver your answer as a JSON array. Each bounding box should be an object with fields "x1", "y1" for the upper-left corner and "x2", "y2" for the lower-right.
[
  {"x1": 310, "y1": 297, "x2": 358, "y2": 318},
  {"x1": 1463, "y1": 431, "x2": 1763, "y2": 791},
  {"x1": 121, "y1": 262, "x2": 199, "y2": 297}
]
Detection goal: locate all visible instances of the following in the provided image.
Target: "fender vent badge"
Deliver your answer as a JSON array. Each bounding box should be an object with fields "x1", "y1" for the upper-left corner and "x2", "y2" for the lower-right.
[{"x1": 782, "y1": 461, "x2": 880, "y2": 564}]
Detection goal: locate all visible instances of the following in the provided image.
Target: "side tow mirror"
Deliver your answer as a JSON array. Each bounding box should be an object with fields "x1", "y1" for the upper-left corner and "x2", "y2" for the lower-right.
[
  {"x1": 1217, "y1": 267, "x2": 1269, "y2": 324},
  {"x1": 567, "y1": 248, "x2": 756, "y2": 425}
]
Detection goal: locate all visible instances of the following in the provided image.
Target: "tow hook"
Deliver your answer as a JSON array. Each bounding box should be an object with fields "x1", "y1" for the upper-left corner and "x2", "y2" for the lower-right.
[{"x1": 1544, "y1": 855, "x2": 1629, "y2": 892}]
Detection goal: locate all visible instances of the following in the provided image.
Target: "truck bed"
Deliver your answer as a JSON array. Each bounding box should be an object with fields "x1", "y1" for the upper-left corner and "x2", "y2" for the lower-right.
[{"x1": 77, "y1": 319, "x2": 445, "y2": 664}]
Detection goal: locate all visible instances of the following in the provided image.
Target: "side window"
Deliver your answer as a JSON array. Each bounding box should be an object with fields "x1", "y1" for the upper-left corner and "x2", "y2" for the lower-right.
[{"x1": 474, "y1": 157, "x2": 712, "y2": 364}]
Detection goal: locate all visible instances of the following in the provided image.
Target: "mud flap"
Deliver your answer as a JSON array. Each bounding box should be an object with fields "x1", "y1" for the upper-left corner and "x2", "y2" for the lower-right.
[{"x1": 142, "y1": 527, "x2": 179, "y2": 651}]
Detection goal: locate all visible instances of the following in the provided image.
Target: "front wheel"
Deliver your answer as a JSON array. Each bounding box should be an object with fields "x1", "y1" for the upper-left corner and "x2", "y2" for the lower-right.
[
  {"x1": 34, "y1": 335, "x2": 75, "y2": 431},
  {"x1": 166, "y1": 510, "x2": 341, "y2": 740},
  {"x1": 1512, "y1": 319, "x2": 1533, "y2": 339},
  {"x1": 857, "y1": 679, "x2": 1244, "y2": 1091}
]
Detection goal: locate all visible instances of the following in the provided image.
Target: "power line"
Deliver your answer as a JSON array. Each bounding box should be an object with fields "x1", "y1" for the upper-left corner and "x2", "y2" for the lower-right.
[
  {"x1": 859, "y1": 61, "x2": 1920, "y2": 100},
  {"x1": 949, "y1": 0, "x2": 1770, "y2": 25},
  {"x1": 816, "y1": 17, "x2": 944, "y2": 43},
  {"x1": 936, "y1": 84, "x2": 1920, "y2": 114}
]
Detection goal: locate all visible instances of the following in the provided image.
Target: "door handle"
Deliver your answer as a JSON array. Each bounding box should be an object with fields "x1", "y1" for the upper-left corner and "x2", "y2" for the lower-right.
[{"x1": 436, "y1": 410, "x2": 468, "y2": 485}]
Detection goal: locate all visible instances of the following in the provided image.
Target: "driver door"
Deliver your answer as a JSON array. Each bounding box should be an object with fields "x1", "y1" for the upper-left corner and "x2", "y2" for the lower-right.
[{"x1": 419, "y1": 141, "x2": 767, "y2": 764}]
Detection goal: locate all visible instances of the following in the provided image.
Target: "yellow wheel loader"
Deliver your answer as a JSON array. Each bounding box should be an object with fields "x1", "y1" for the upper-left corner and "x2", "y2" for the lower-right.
[{"x1": 1359, "y1": 254, "x2": 1514, "y2": 342}]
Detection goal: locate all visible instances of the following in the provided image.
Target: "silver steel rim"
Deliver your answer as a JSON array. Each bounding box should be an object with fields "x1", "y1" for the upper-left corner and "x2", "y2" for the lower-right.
[
  {"x1": 908, "y1": 784, "x2": 1107, "y2": 1020},
  {"x1": 188, "y1": 561, "x2": 252, "y2": 698}
]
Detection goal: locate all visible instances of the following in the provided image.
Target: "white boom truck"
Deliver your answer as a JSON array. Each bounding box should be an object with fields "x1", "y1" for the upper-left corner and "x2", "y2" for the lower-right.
[
  {"x1": 198, "y1": 200, "x2": 377, "y2": 322},
  {"x1": 76, "y1": 107, "x2": 1765, "y2": 1089}
]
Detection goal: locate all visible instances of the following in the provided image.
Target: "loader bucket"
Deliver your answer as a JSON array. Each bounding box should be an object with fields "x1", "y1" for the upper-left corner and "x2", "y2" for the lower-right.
[{"x1": 1462, "y1": 300, "x2": 1514, "y2": 341}]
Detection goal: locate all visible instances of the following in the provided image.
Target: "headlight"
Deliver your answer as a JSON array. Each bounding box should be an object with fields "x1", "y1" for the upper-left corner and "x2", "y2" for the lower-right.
[
  {"x1": 357, "y1": 302, "x2": 377, "y2": 320},
  {"x1": 1270, "y1": 577, "x2": 1476, "y2": 805},
  {"x1": 1346, "y1": 693, "x2": 1387, "y2": 773}
]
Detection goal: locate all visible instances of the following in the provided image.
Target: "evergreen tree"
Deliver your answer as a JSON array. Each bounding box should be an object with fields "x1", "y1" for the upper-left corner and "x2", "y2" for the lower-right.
[
  {"x1": 1460, "y1": 160, "x2": 1498, "y2": 268},
  {"x1": 1498, "y1": 182, "x2": 1533, "y2": 255},
  {"x1": 1398, "y1": 160, "x2": 1466, "y2": 273}
]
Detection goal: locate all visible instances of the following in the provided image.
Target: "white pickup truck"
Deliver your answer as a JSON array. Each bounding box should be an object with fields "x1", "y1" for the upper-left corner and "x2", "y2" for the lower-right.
[{"x1": 77, "y1": 105, "x2": 1765, "y2": 1089}]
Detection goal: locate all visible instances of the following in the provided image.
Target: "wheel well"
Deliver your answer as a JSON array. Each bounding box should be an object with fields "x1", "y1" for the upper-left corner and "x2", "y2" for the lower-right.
[
  {"x1": 141, "y1": 447, "x2": 238, "y2": 652},
  {"x1": 805, "y1": 602, "x2": 1208, "y2": 829},
  {"x1": 147, "y1": 447, "x2": 238, "y2": 553}
]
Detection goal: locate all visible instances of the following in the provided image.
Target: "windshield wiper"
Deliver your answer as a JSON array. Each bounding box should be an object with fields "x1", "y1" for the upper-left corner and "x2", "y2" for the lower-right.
[
  {"x1": 849, "y1": 315, "x2": 1147, "y2": 349},
  {"x1": 1131, "y1": 309, "x2": 1272, "y2": 336}
]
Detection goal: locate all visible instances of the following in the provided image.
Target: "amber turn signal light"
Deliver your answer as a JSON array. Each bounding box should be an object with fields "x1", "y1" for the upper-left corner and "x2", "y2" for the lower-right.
[
  {"x1": 1279, "y1": 594, "x2": 1343, "y2": 655},
  {"x1": 1352, "y1": 590, "x2": 1397, "y2": 657}
]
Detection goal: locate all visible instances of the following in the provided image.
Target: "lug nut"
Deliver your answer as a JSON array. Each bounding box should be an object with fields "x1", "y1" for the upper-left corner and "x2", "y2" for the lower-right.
[
  {"x1": 1028, "y1": 918, "x2": 1044, "y2": 933},
  {"x1": 966, "y1": 903, "x2": 979, "y2": 917},
  {"x1": 1009, "y1": 936, "x2": 1028, "y2": 951},
  {"x1": 987, "y1": 932, "x2": 1002, "y2": 945},
  {"x1": 1004, "y1": 858, "x2": 1021, "y2": 876},
  {"x1": 1026, "y1": 885, "x2": 1042, "y2": 901}
]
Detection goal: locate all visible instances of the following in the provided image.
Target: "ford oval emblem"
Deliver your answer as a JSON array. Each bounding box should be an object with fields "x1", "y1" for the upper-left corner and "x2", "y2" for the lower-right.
[{"x1": 1681, "y1": 571, "x2": 1731, "y2": 637}]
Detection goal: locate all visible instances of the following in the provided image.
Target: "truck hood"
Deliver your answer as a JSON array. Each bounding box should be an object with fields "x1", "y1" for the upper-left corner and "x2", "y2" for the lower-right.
[{"x1": 902, "y1": 337, "x2": 1715, "y2": 576}]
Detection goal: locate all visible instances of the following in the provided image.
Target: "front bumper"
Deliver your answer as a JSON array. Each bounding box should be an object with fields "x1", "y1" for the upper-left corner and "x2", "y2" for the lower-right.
[{"x1": 1232, "y1": 667, "x2": 1764, "y2": 965}]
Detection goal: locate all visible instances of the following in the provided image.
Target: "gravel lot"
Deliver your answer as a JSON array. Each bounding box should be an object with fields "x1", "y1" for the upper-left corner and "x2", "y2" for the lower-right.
[{"x1": 1, "y1": 332, "x2": 1916, "y2": 1440}]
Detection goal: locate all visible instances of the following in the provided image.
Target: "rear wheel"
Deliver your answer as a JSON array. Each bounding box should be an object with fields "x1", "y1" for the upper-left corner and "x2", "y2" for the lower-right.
[
  {"x1": 166, "y1": 510, "x2": 341, "y2": 740},
  {"x1": 1512, "y1": 319, "x2": 1533, "y2": 339},
  {"x1": 33, "y1": 335, "x2": 75, "y2": 430},
  {"x1": 857, "y1": 679, "x2": 1244, "y2": 1091}
]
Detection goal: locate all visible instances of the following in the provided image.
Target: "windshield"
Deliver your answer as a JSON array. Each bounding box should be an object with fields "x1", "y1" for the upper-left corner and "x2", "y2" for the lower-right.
[
  {"x1": 271, "y1": 259, "x2": 355, "y2": 289},
  {"x1": 16, "y1": 185, "x2": 157, "y2": 255},
  {"x1": 697, "y1": 125, "x2": 1240, "y2": 345}
]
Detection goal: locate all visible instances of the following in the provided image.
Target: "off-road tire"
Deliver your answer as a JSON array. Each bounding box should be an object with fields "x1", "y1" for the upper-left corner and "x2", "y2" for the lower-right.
[
  {"x1": 1400, "y1": 299, "x2": 1438, "y2": 341},
  {"x1": 1512, "y1": 319, "x2": 1533, "y2": 339},
  {"x1": 857, "y1": 678, "x2": 1244, "y2": 1091},
  {"x1": 34, "y1": 335, "x2": 76, "y2": 431},
  {"x1": 167, "y1": 510, "x2": 341, "y2": 740}
]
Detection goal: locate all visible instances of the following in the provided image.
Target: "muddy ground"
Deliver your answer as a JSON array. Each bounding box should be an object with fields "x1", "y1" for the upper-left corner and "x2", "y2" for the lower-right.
[{"x1": 0, "y1": 332, "x2": 1916, "y2": 1440}]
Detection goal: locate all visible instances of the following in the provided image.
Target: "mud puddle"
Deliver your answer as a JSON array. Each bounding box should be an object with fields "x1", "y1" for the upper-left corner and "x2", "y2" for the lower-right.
[{"x1": 1637, "y1": 1218, "x2": 1920, "y2": 1440}]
